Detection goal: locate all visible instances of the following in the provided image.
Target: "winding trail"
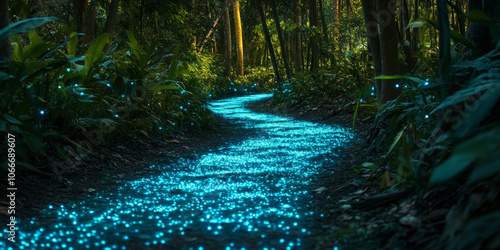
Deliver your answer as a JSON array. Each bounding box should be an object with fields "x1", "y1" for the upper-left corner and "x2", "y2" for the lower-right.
[{"x1": 3, "y1": 94, "x2": 354, "y2": 250}]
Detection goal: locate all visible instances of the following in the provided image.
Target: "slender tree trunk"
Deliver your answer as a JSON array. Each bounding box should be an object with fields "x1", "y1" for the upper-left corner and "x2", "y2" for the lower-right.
[
  {"x1": 233, "y1": 0, "x2": 244, "y2": 76},
  {"x1": 309, "y1": 0, "x2": 319, "y2": 71},
  {"x1": 318, "y1": 0, "x2": 330, "y2": 67},
  {"x1": 139, "y1": 0, "x2": 145, "y2": 44},
  {"x1": 103, "y1": 0, "x2": 120, "y2": 34},
  {"x1": 83, "y1": 0, "x2": 96, "y2": 43},
  {"x1": 198, "y1": 16, "x2": 220, "y2": 53},
  {"x1": 257, "y1": 0, "x2": 282, "y2": 86},
  {"x1": 223, "y1": 0, "x2": 232, "y2": 76},
  {"x1": 293, "y1": 0, "x2": 303, "y2": 72},
  {"x1": 361, "y1": 0, "x2": 382, "y2": 98},
  {"x1": 0, "y1": 0, "x2": 10, "y2": 70},
  {"x1": 271, "y1": 0, "x2": 292, "y2": 79},
  {"x1": 73, "y1": 0, "x2": 86, "y2": 33},
  {"x1": 411, "y1": 0, "x2": 419, "y2": 53},
  {"x1": 378, "y1": 0, "x2": 401, "y2": 103},
  {"x1": 437, "y1": 0, "x2": 451, "y2": 98}
]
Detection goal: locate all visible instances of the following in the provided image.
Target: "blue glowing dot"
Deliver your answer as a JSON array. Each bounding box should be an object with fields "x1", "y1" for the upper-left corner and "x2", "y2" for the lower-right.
[
  {"x1": 371, "y1": 86, "x2": 375, "y2": 91},
  {"x1": 424, "y1": 81, "x2": 429, "y2": 86},
  {"x1": 114, "y1": 114, "x2": 119, "y2": 118},
  {"x1": 405, "y1": 85, "x2": 408, "y2": 88},
  {"x1": 159, "y1": 127, "x2": 162, "y2": 130},
  {"x1": 106, "y1": 83, "x2": 111, "y2": 87},
  {"x1": 40, "y1": 110, "x2": 45, "y2": 115},
  {"x1": 121, "y1": 95, "x2": 124, "y2": 97},
  {"x1": 67, "y1": 68, "x2": 70, "y2": 72},
  {"x1": 131, "y1": 82, "x2": 135, "y2": 85},
  {"x1": 360, "y1": 99, "x2": 363, "y2": 102},
  {"x1": 395, "y1": 84, "x2": 400, "y2": 88},
  {"x1": 425, "y1": 114, "x2": 429, "y2": 119},
  {"x1": 58, "y1": 86, "x2": 62, "y2": 89},
  {"x1": 371, "y1": 92, "x2": 374, "y2": 96},
  {"x1": 74, "y1": 84, "x2": 78, "y2": 86},
  {"x1": 280, "y1": 239, "x2": 285, "y2": 243}
]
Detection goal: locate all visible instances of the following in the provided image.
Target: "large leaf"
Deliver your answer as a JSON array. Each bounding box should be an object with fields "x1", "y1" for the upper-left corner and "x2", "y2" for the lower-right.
[
  {"x1": 0, "y1": 17, "x2": 58, "y2": 38},
  {"x1": 430, "y1": 128, "x2": 500, "y2": 183},
  {"x1": 67, "y1": 32, "x2": 80, "y2": 58},
  {"x1": 374, "y1": 75, "x2": 426, "y2": 86},
  {"x1": 467, "y1": 150, "x2": 500, "y2": 184},
  {"x1": 85, "y1": 33, "x2": 111, "y2": 68}
]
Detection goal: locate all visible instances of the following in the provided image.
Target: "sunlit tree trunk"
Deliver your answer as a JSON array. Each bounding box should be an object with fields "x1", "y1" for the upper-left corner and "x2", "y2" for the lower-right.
[
  {"x1": 0, "y1": 0, "x2": 10, "y2": 70},
  {"x1": 378, "y1": 0, "x2": 401, "y2": 103},
  {"x1": 103, "y1": 0, "x2": 120, "y2": 34},
  {"x1": 271, "y1": 0, "x2": 292, "y2": 79},
  {"x1": 223, "y1": 0, "x2": 232, "y2": 76},
  {"x1": 233, "y1": 0, "x2": 244, "y2": 76},
  {"x1": 257, "y1": 0, "x2": 282, "y2": 86},
  {"x1": 309, "y1": 0, "x2": 319, "y2": 71}
]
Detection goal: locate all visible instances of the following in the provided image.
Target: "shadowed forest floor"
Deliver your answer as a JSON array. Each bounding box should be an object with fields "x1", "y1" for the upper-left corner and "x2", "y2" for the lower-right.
[{"x1": 3, "y1": 95, "x2": 459, "y2": 249}]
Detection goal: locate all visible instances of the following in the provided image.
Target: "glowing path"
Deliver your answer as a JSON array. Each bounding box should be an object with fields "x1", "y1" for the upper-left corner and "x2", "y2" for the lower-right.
[{"x1": 2, "y1": 94, "x2": 354, "y2": 250}]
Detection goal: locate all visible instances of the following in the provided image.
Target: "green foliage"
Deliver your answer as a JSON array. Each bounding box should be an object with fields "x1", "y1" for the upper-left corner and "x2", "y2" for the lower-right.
[{"x1": 0, "y1": 21, "x2": 214, "y2": 172}]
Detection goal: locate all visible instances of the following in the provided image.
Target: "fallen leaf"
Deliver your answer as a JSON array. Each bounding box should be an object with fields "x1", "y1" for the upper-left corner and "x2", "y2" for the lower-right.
[{"x1": 314, "y1": 187, "x2": 328, "y2": 194}]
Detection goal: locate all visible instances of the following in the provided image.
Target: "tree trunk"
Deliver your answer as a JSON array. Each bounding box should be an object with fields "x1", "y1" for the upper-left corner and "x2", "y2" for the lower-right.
[
  {"x1": 309, "y1": 0, "x2": 319, "y2": 71},
  {"x1": 411, "y1": 0, "x2": 419, "y2": 54},
  {"x1": 0, "y1": 0, "x2": 10, "y2": 70},
  {"x1": 103, "y1": 0, "x2": 120, "y2": 34},
  {"x1": 293, "y1": 0, "x2": 303, "y2": 72},
  {"x1": 463, "y1": 0, "x2": 498, "y2": 59},
  {"x1": 378, "y1": 0, "x2": 401, "y2": 104},
  {"x1": 73, "y1": 0, "x2": 86, "y2": 33},
  {"x1": 361, "y1": 0, "x2": 382, "y2": 99},
  {"x1": 233, "y1": 0, "x2": 244, "y2": 76},
  {"x1": 223, "y1": 0, "x2": 232, "y2": 76},
  {"x1": 82, "y1": 0, "x2": 96, "y2": 43},
  {"x1": 271, "y1": 0, "x2": 292, "y2": 79},
  {"x1": 257, "y1": 0, "x2": 282, "y2": 86}
]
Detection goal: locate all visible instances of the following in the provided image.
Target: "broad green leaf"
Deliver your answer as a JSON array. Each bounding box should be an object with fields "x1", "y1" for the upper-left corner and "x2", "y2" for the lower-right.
[
  {"x1": 28, "y1": 30, "x2": 43, "y2": 45},
  {"x1": 430, "y1": 128, "x2": 500, "y2": 183},
  {"x1": 3, "y1": 114, "x2": 22, "y2": 125},
  {"x1": 39, "y1": 33, "x2": 83, "y2": 61},
  {"x1": 432, "y1": 80, "x2": 500, "y2": 113},
  {"x1": 67, "y1": 32, "x2": 79, "y2": 57},
  {"x1": 85, "y1": 33, "x2": 111, "y2": 68},
  {"x1": 0, "y1": 17, "x2": 58, "y2": 38},
  {"x1": 407, "y1": 21, "x2": 425, "y2": 29},
  {"x1": 468, "y1": 150, "x2": 500, "y2": 184},
  {"x1": 374, "y1": 75, "x2": 425, "y2": 86},
  {"x1": 126, "y1": 30, "x2": 141, "y2": 59}
]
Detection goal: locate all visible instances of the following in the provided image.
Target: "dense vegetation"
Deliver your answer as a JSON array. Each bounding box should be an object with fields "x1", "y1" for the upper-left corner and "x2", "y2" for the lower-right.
[{"x1": 1, "y1": 0, "x2": 500, "y2": 248}]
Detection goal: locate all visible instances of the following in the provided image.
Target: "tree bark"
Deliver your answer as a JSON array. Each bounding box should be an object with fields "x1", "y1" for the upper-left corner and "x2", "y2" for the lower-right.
[
  {"x1": 378, "y1": 0, "x2": 401, "y2": 104},
  {"x1": 257, "y1": 0, "x2": 282, "y2": 86},
  {"x1": 223, "y1": 0, "x2": 232, "y2": 76},
  {"x1": 0, "y1": 0, "x2": 10, "y2": 69},
  {"x1": 271, "y1": 0, "x2": 292, "y2": 79},
  {"x1": 233, "y1": 0, "x2": 244, "y2": 76},
  {"x1": 308, "y1": 0, "x2": 319, "y2": 71},
  {"x1": 463, "y1": 0, "x2": 498, "y2": 59},
  {"x1": 73, "y1": 0, "x2": 86, "y2": 33},
  {"x1": 293, "y1": 0, "x2": 303, "y2": 72},
  {"x1": 103, "y1": 0, "x2": 120, "y2": 34},
  {"x1": 361, "y1": 0, "x2": 382, "y2": 99}
]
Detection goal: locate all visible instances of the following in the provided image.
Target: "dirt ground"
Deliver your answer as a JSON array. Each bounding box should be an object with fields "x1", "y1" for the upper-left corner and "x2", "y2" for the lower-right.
[{"x1": 2, "y1": 95, "x2": 487, "y2": 249}]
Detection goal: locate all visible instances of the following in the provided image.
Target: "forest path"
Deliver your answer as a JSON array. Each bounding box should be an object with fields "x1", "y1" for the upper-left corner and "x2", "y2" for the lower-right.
[{"x1": 4, "y1": 94, "x2": 354, "y2": 249}]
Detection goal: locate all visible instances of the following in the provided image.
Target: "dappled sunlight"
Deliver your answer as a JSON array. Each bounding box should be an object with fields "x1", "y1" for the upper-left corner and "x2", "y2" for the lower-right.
[{"x1": 3, "y1": 94, "x2": 353, "y2": 249}]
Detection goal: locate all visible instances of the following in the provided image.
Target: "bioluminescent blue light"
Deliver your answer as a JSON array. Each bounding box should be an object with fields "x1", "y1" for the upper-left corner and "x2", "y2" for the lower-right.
[
  {"x1": 67, "y1": 68, "x2": 71, "y2": 72},
  {"x1": 106, "y1": 83, "x2": 111, "y2": 87},
  {"x1": 10, "y1": 94, "x2": 354, "y2": 249},
  {"x1": 425, "y1": 114, "x2": 429, "y2": 119},
  {"x1": 40, "y1": 110, "x2": 45, "y2": 115},
  {"x1": 395, "y1": 84, "x2": 400, "y2": 88}
]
